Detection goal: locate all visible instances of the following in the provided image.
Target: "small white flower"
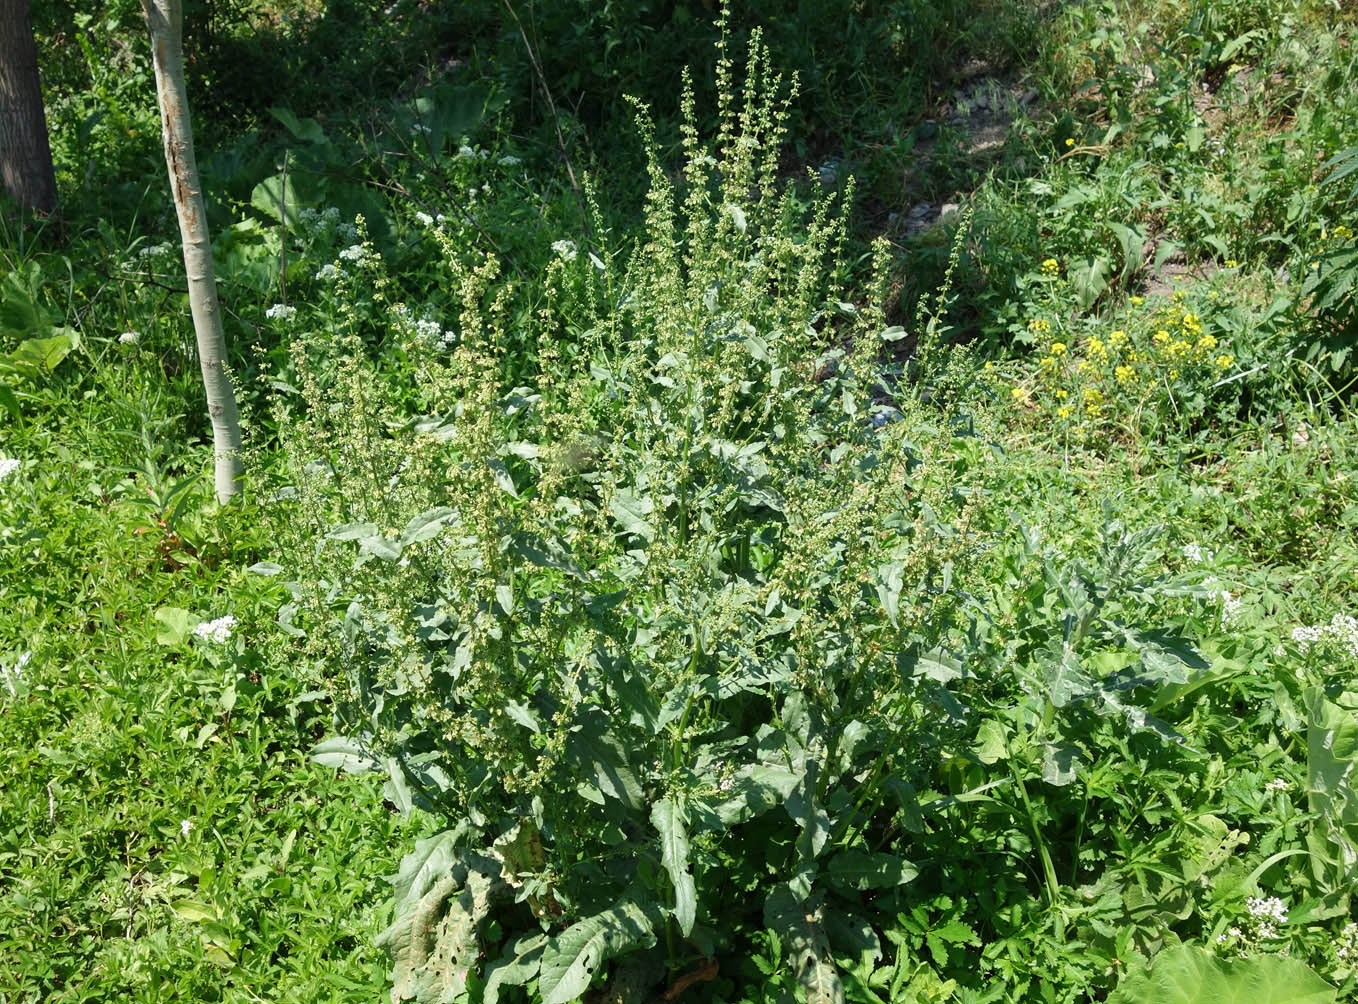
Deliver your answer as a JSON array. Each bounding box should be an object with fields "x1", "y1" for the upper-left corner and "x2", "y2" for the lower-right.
[
  {"x1": 456, "y1": 144, "x2": 477, "y2": 160},
  {"x1": 0, "y1": 458, "x2": 20, "y2": 481},
  {"x1": 1265, "y1": 777, "x2": 1289, "y2": 792},
  {"x1": 315, "y1": 264, "x2": 343, "y2": 282},
  {"x1": 337, "y1": 223, "x2": 358, "y2": 242},
  {"x1": 338, "y1": 244, "x2": 364, "y2": 262},
  {"x1": 414, "y1": 210, "x2": 433, "y2": 227},
  {"x1": 265, "y1": 304, "x2": 297, "y2": 321},
  {"x1": 119, "y1": 331, "x2": 140, "y2": 345},
  {"x1": 1182, "y1": 543, "x2": 1206, "y2": 563},
  {"x1": 322, "y1": 207, "x2": 341, "y2": 223},
  {"x1": 551, "y1": 239, "x2": 578, "y2": 262},
  {"x1": 193, "y1": 615, "x2": 237, "y2": 644},
  {"x1": 1247, "y1": 896, "x2": 1288, "y2": 924},
  {"x1": 1220, "y1": 592, "x2": 1243, "y2": 625},
  {"x1": 180, "y1": 819, "x2": 193, "y2": 837},
  {"x1": 498, "y1": 154, "x2": 521, "y2": 167}
]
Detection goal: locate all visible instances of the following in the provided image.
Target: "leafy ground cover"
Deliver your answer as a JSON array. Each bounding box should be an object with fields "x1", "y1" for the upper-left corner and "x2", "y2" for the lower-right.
[{"x1": 3, "y1": 0, "x2": 1358, "y2": 1002}]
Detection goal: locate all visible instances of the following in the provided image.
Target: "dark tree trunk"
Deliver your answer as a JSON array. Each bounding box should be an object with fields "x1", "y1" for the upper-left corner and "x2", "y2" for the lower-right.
[{"x1": 0, "y1": 0, "x2": 56, "y2": 213}]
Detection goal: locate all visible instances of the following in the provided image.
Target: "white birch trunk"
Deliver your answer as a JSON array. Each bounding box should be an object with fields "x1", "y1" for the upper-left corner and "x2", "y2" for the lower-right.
[{"x1": 142, "y1": 0, "x2": 243, "y2": 502}]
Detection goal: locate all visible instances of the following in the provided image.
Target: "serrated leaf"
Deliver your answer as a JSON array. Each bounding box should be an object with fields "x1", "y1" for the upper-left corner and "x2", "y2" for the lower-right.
[
  {"x1": 1107, "y1": 943, "x2": 1335, "y2": 1004},
  {"x1": 538, "y1": 902, "x2": 656, "y2": 1004},
  {"x1": 651, "y1": 798, "x2": 697, "y2": 935}
]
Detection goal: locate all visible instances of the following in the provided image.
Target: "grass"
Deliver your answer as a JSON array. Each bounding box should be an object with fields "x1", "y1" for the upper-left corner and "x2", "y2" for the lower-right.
[{"x1": 3, "y1": 0, "x2": 1358, "y2": 1000}]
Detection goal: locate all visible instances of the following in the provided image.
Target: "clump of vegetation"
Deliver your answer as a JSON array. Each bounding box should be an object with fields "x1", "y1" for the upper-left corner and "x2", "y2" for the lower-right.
[{"x1": 3, "y1": 0, "x2": 1357, "y2": 1002}]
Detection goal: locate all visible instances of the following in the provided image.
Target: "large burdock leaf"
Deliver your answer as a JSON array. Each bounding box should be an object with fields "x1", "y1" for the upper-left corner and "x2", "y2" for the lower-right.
[
  {"x1": 538, "y1": 901, "x2": 656, "y2": 1004},
  {"x1": 1106, "y1": 944, "x2": 1336, "y2": 1004},
  {"x1": 651, "y1": 798, "x2": 697, "y2": 935},
  {"x1": 763, "y1": 885, "x2": 844, "y2": 1004}
]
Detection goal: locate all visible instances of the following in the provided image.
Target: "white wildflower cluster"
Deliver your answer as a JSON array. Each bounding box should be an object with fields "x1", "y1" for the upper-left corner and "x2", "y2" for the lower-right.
[
  {"x1": 338, "y1": 244, "x2": 364, "y2": 262},
  {"x1": 411, "y1": 122, "x2": 432, "y2": 136},
  {"x1": 1265, "y1": 777, "x2": 1289, "y2": 792},
  {"x1": 118, "y1": 331, "x2": 140, "y2": 345},
  {"x1": 498, "y1": 154, "x2": 522, "y2": 167},
  {"x1": 137, "y1": 242, "x2": 173, "y2": 260},
  {"x1": 414, "y1": 210, "x2": 434, "y2": 227},
  {"x1": 265, "y1": 304, "x2": 297, "y2": 321},
  {"x1": 455, "y1": 143, "x2": 488, "y2": 161},
  {"x1": 193, "y1": 615, "x2": 237, "y2": 644},
  {"x1": 1246, "y1": 896, "x2": 1288, "y2": 940},
  {"x1": 551, "y1": 239, "x2": 579, "y2": 262},
  {"x1": 0, "y1": 457, "x2": 20, "y2": 481},
  {"x1": 298, "y1": 207, "x2": 359, "y2": 244},
  {"x1": 1220, "y1": 591, "x2": 1243, "y2": 625},
  {"x1": 1291, "y1": 613, "x2": 1358, "y2": 659},
  {"x1": 315, "y1": 263, "x2": 344, "y2": 282},
  {"x1": 180, "y1": 818, "x2": 194, "y2": 837},
  {"x1": 1182, "y1": 542, "x2": 1208, "y2": 563},
  {"x1": 1336, "y1": 922, "x2": 1358, "y2": 964},
  {"x1": 1, "y1": 651, "x2": 32, "y2": 697}
]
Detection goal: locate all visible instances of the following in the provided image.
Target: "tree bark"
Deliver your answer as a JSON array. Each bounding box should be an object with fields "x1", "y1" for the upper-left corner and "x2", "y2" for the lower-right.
[
  {"x1": 143, "y1": 0, "x2": 243, "y2": 503},
  {"x1": 0, "y1": 0, "x2": 57, "y2": 213}
]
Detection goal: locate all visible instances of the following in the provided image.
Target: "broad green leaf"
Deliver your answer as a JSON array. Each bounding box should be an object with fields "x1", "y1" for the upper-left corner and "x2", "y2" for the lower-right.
[
  {"x1": 312, "y1": 735, "x2": 382, "y2": 775},
  {"x1": 483, "y1": 932, "x2": 548, "y2": 1004},
  {"x1": 389, "y1": 826, "x2": 467, "y2": 910},
  {"x1": 1069, "y1": 255, "x2": 1111, "y2": 309},
  {"x1": 267, "y1": 105, "x2": 328, "y2": 144},
  {"x1": 611, "y1": 488, "x2": 656, "y2": 542},
  {"x1": 327, "y1": 522, "x2": 379, "y2": 541},
  {"x1": 1305, "y1": 687, "x2": 1358, "y2": 894},
  {"x1": 250, "y1": 172, "x2": 316, "y2": 226},
  {"x1": 399, "y1": 507, "x2": 457, "y2": 547},
  {"x1": 651, "y1": 798, "x2": 697, "y2": 935},
  {"x1": 0, "y1": 380, "x2": 18, "y2": 416},
  {"x1": 1107, "y1": 943, "x2": 1336, "y2": 1004},
  {"x1": 537, "y1": 901, "x2": 655, "y2": 1004},
  {"x1": 154, "y1": 606, "x2": 190, "y2": 645},
  {"x1": 714, "y1": 763, "x2": 803, "y2": 824},
  {"x1": 825, "y1": 850, "x2": 918, "y2": 890},
  {"x1": 763, "y1": 886, "x2": 844, "y2": 1004},
  {"x1": 7, "y1": 330, "x2": 78, "y2": 378}
]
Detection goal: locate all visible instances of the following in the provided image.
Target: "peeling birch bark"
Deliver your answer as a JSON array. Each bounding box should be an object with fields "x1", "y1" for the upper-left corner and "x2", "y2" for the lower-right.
[{"x1": 142, "y1": 0, "x2": 243, "y2": 502}]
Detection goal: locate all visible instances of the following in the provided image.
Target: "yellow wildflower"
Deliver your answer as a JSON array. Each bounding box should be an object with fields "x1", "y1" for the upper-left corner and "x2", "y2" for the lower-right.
[
  {"x1": 1040, "y1": 259, "x2": 1060, "y2": 276},
  {"x1": 1115, "y1": 364, "x2": 1135, "y2": 384},
  {"x1": 1065, "y1": 138, "x2": 1076, "y2": 147},
  {"x1": 1216, "y1": 354, "x2": 1234, "y2": 370},
  {"x1": 1152, "y1": 330, "x2": 1170, "y2": 345},
  {"x1": 1050, "y1": 342, "x2": 1067, "y2": 355},
  {"x1": 1057, "y1": 406, "x2": 1072, "y2": 418},
  {"x1": 1225, "y1": 259, "x2": 1239, "y2": 268},
  {"x1": 1129, "y1": 296, "x2": 1144, "y2": 307},
  {"x1": 1196, "y1": 334, "x2": 1218, "y2": 352},
  {"x1": 1109, "y1": 329, "x2": 1128, "y2": 346}
]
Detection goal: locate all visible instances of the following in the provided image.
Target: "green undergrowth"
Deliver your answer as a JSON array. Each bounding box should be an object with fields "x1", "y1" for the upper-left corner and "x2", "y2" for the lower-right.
[{"x1": 3, "y1": 0, "x2": 1358, "y2": 1002}]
